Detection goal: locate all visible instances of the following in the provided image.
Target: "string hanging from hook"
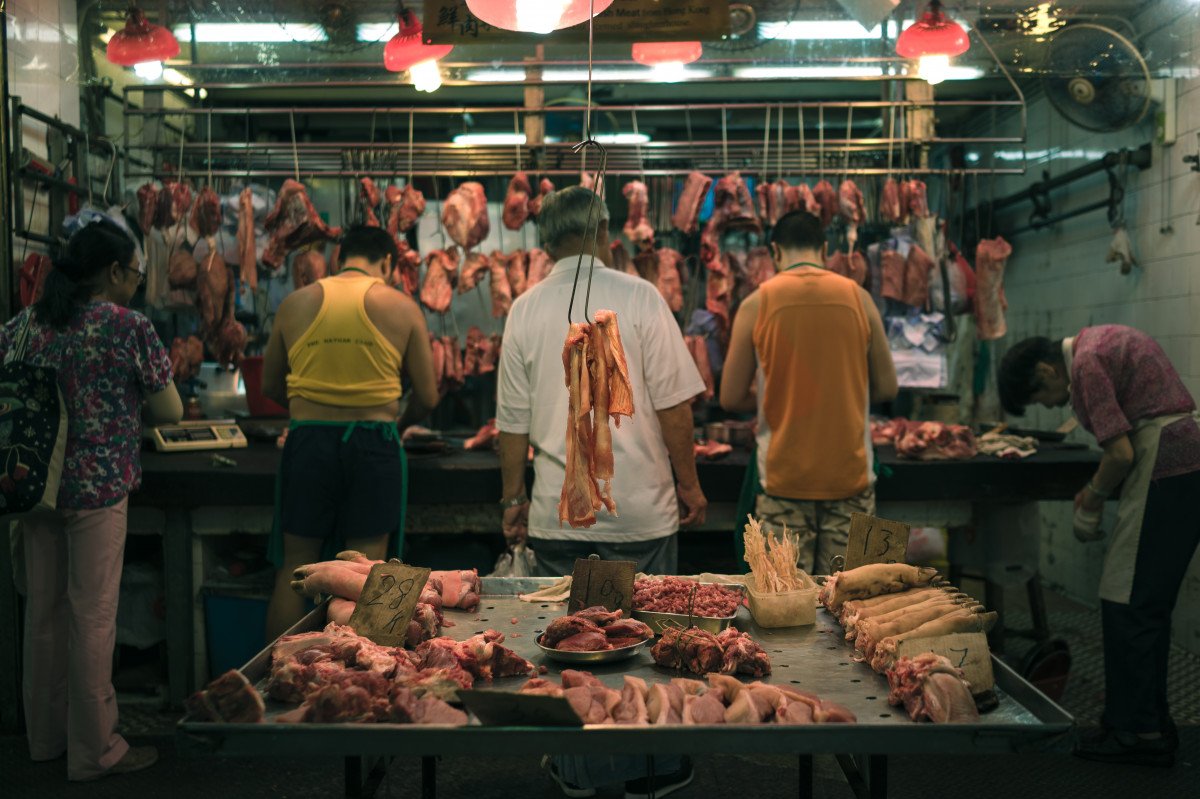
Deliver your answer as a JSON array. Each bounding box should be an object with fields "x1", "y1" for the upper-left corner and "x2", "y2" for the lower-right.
[
  {"x1": 289, "y1": 109, "x2": 300, "y2": 182},
  {"x1": 761, "y1": 105, "x2": 771, "y2": 185},
  {"x1": 818, "y1": 105, "x2": 824, "y2": 182},
  {"x1": 776, "y1": 103, "x2": 783, "y2": 183},
  {"x1": 719, "y1": 109, "x2": 727, "y2": 173},
  {"x1": 631, "y1": 109, "x2": 645, "y2": 181},
  {"x1": 798, "y1": 105, "x2": 805, "y2": 178},
  {"x1": 842, "y1": 106, "x2": 853, "y2": 178},
  {"x1": 407, "y1": 110, "x2": 415, "y2": 185}
]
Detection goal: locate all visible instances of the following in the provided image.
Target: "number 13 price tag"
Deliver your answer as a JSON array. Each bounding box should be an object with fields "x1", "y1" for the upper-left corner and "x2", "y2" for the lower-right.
[
  {"x1": 844, "y1": 512, "x2": 911, "y2": 571},
  {"x1": 349, "y1": 562, "x2": 432, "y2": 647}
]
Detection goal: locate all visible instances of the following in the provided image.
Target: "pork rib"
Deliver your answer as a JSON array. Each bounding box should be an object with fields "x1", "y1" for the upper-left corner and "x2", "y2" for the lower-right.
[
  {"x1": 458, "y1": 251, "x2": 492, "y2": 294},
  {"x1": 526, "y1": 247, "x2": 554, "y2": 288},
  {"x1": 263, "y1": 180, "x2": 342, "y2": 268}
]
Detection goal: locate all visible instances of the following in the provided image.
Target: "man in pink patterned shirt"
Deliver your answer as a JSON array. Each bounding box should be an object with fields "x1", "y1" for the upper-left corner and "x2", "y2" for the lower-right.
[{"x1": 1000, "y1": 325, "x2": 1200, "y2": 767}]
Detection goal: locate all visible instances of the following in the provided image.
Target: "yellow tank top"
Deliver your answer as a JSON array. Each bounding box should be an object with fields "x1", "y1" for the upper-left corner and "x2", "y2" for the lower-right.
[
  {"x1": 286, "y1": 274, "x2": 403, "y2": 407},
  {"x1": 753, "y1": 266, "x2": 871, "y2": 500}
]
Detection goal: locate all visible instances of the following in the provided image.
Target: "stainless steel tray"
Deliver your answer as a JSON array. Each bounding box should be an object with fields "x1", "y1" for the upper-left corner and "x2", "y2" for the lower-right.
[
  {"x1": 631, "y1": 580, "x2": 744, "y2": 635},
  {"x1": 535, "y1": 635, "x2": 649, "y2": 664}
]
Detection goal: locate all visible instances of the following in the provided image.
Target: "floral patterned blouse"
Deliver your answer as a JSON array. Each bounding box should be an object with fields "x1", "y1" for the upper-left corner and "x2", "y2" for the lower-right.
[{"x1": 0, "y1": 303, "x2": 172, "y2": 509}]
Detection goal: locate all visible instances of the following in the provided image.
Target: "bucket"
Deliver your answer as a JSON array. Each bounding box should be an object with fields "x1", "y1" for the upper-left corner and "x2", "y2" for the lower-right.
[{"x1": 241, "y1": 356, "x2": 288, "y2": 418}]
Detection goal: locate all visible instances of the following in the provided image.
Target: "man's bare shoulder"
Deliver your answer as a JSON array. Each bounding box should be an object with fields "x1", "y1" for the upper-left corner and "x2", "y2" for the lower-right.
[{"x1": 364, "y1": 283, "x2": 420, "y2": 317}]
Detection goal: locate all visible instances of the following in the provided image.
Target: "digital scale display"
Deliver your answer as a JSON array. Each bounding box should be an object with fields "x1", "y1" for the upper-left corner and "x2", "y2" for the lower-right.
[
  {"x1": 161, "y1": 427, "x2": 219, "y2": 443},
  {"x1": 147, "y1": 419, "x2": 248, "y2": 452}
]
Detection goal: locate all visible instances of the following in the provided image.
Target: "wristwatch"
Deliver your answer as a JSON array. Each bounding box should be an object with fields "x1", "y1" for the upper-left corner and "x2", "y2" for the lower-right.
[{"x1": 499, "y1": 493, "x2": 529, "y2": 508}]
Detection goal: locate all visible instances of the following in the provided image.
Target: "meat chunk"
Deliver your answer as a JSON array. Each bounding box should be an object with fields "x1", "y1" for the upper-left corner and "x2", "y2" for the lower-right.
[
  {"x1": 744, "y1": 245, "x2": 776, "y2": 290},
  {"x1": 556, "y1": 631, "x2": 612, "y2": 652},
  {"x1": 190, "y1": 186, "x2": 222, "y2": 238},
  {"x1": 610, "y1": 241, "x2": 635, "y2": 276},
  {"x1": 386, "y1": 184, "x2": 426, "y2": 235},
  {"x1": 420, "y1": 248, "x2": 459, "y2": 314},
  {"x1": 838, "y1": 180, "x2": 865, "y2": 248},
  {"x1": 169, "y1": 335, "x2": 204, "y2": 383},
  {"x1": 887, "y1": 654, "x2": 980, "y2": 723},
  {"x1": 458, "y1": 251, "x2": 492, "y2": 294},
  {"x1": 359, "y1": 178, "x2": 382, "y2": 227},
  {"x1": 185, "y1": 670, "x2": 265, "y2": 723},
  {"x1": 502, "y1": 172, "x2": 532, "y2": 230},
  {"x1": 655, "y1": 248, "x2": 685, "y2": 311},
  {"x1": 392, "y1": 239, "x2": 422, "y2": 296},
  {"x1": 671, "y1": 171, "x2": 713, "y2": 234},
  {"x1": 236, "y1": 186, "x2": 258, "y2": 290},
  {"x1": 811, "y1": 180, "x2": 838, "y2": 228},
  {"x1": 975, "y1": 237, "x2": 1012, "y2": 341},
  {"x1": 442, "y1": 182, "x2": 489, "y2": 249},
  {"x1": 488, "y1": 254, "x2": 513, "y2": 317},
  {"x1": 622, "y1": 180, "x2": 655, "y2": 245},
  {"x1": 559, "y1": 323, "x2": 602, "y2": 528},
  {"x1": 709, "y1": 173, "x2": 761, "y2": 233},
  {"x1": 263, "y1": 180, "x2": 342, "y2": 268},
  {"x1": 826, "y1": 249, "x2": 867, "y2": 286},
  {"x1": 716, "y1": 627, "x2": 772, "y2": 677},
  {"x1": 880, "y1": 178, "x2": 903, "y2": 224},
  {"x1": 527, "y1": 177, "x2": 555, "y2": 218},
  {"x1": 651, "y1": 626, "x2": 725, "y2": 676},
  {"x1": 894, "y1": 421, "x2": 978, "y2": 461},
  {"x1": 137, "y1": 183, "x2": 159, "y2": 233}
]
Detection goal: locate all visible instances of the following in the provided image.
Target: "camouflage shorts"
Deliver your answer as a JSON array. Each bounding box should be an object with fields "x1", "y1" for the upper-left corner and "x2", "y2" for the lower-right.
[{"x1": 754, "y1": 487, "x2": 876, "y2": 576}]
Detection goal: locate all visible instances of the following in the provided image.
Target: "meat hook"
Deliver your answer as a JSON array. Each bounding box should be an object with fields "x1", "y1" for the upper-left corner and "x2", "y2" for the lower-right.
[{"x1": 566, "y1": 138, "x2": 608, "y2": 325}]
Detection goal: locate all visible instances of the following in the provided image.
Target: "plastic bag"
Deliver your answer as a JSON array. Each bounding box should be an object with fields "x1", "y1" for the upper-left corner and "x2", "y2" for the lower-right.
[{"x1": 491, "y1": 543, "x2": 537, "y2": 577}]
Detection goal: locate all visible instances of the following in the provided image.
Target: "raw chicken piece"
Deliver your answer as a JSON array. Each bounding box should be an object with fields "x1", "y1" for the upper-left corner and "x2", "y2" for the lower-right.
[
  {"x1": 527, "y1": 177, "x2": 555, "y2": 218},
  {"x1": 811, "y1": 180, "x2": 838, "y2": 228},
  {"x1": 421, "y1": 248, "x2": 459, "y2": 313},
  {"x1": 442, "y1": 182, "x2": 489, "y2": 249},
  {"x1": 975, "y1": 237, "x2": 1012, "y2": 340},
  {"x1": 526, "y1": 247, "x2": 554, "y2": 288},
  {"x1": 502, "y1": 172, "x2": 532, "y2": 230},
  {"x1": 621, "y1": 180, "x2": 655, "y2": 245}
]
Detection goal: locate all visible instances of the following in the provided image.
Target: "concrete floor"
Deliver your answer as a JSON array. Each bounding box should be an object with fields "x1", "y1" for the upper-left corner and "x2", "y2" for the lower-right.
[{"x1": 4, "y1": 591, "x2": 1198, "y2": 799}]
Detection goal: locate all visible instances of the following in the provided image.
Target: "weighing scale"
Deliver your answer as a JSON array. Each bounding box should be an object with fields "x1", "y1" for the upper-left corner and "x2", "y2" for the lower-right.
[{"x1": 146, "y1": 419, "x2": 248, "y2": 452}]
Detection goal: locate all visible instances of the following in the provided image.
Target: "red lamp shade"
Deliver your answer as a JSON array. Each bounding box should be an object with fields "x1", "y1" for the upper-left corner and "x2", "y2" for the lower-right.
[
  {"x1": 895, "y1": 1, "x2": 969, "y2": 58},
  {"x1": 466, "y1": 0, "x2": 615, "y2": 34},
  {"x1": 631, "y1": 41, "x2": 703, "y2": 66},
  {"x1": 106, "y1": 6, "x2": 180, "y2": 67},
  {"x1": 384, "y1": 11, "x2": 453, "y2": 72}
]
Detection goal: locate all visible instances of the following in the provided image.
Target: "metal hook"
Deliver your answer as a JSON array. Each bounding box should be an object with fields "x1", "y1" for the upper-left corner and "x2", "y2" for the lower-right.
[{"x1": 566, "y1": 138, "x2": 608, "y2": 325}]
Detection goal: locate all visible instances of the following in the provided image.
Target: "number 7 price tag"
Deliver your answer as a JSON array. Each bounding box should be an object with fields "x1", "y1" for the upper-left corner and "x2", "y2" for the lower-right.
[
  {"x1": 349, "y1": 562, "x2": 432, "y2": 647},
  {"x1": 568, "y1": 555, "x2": 635, "y2": 616},
  {"x1": 844, "y1": 512, "x2": 911, "y2": 571},
  {"x1": 896, "y1": 632, "x2": 995, "y2": 694}
]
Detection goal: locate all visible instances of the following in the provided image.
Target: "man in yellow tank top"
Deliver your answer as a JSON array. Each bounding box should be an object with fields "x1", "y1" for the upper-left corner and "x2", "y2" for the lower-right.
[
  {"x1": 721, "y1": 211, "x2": 897, "y2": 575},
  {"x1": 261, "y1": 226, "x2": 439, "y2": 639}
]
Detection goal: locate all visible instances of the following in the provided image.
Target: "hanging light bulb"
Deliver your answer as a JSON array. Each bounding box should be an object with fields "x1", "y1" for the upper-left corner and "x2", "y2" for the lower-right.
[
  {"x1": 895, "y1": 0, "x2": 969, "y2": 85},
  {"x1": 106, "y1": 5, "x2": 180, "y2": 68},
  {"x1": 631, "y1": 41, "x2": 703, "y2": 66},
  {"x1": 133, "y1": 60, "x2": 165, "y2": 80},
  {"x1": 466, "y1": 0, "x2": 614, "y2": 34},
  {"x1": 409, "y1": 60, "x2": 443, "y2": 93}
]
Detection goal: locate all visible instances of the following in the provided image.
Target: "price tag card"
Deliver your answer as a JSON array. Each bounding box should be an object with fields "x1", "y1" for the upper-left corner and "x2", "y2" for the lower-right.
[
  {"x1": 349, "y1": 562, "x2": 432, "y2": 647},
  {"x1": 844, "y1": 512, "x2": 911, "y2": 570},
  {"x1": 896, "y1": 632, "x2": 995, "y2": 694},
  {"x1": 458, "y1": 690, "x2": 583, "y2": 727},
  {"x1": 568, "y1": 556, "x2": 635, "y2": 615}
]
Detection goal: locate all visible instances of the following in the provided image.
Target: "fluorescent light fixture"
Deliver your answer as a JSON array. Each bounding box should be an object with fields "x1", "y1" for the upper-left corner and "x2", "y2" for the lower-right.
[
  {"x1": 733, "y1": 65, "x2": 884, "y2": 78},
  {"x1": 760, "y1": 20, "x2": 883, "y2": 40},
  {"x1": 994, "y1": 148, "x2": 1108, "y2": 162},
  {"x1": 410, "y1": 60, "x2": 443, "y2": 93},
  {"x1": 172, "y1": 23, "x2": 327, "y2": 43},
  {"x1": 466, "y1": 67, "x2": 714, "y2": 82},
  {"x1": 358, "y1": 23, "x2": 400, "y2": 40},
  {"x1": 902, "y1": 62, "x2": 986, "y2": 81},
  {"x1": 133, "y1": 60, "x2": 163, "y2": 80},
  {"x1": 648, "y1": 62, "x2": 690, "y2": 83},
  {"x1": 454, "y1": 133, "x2": 527, "y2": 145},
  {"x1": 592, "y1": 133, "x2": 651, "y2": 144}
]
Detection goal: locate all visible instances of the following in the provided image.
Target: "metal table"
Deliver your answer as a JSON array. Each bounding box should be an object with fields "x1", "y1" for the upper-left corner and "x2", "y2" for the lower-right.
[{"x1": 178, "y1": 578, "x2": 1073, "y2": 799}]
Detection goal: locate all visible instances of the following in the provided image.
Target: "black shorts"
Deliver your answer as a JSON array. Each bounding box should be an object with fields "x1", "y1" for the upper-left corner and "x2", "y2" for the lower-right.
[{"x1": 280, "y1": 424, "x2": 404, "y2": 541}]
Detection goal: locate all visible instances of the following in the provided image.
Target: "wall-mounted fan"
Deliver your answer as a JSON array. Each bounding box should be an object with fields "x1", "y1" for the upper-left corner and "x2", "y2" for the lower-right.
[
  {"x1": 1042, "y1": 23, "x2": 1151, "y2": 133},
  {"x1": 707, "y1": 0, "x2": 803, "y2": 52}
]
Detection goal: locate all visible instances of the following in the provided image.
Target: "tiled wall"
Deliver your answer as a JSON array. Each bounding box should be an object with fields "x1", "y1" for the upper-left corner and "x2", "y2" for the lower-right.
[{"x1": 976, "y1": 1, "x2": 1200, "y2": 653}]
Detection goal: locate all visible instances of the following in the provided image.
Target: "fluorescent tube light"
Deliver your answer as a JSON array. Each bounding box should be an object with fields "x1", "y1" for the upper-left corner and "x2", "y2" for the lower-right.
[
  {"x1": 733, "y1": 66, "x2": 884, "y2": 78},
  {"x1": 172, "y1": 24, "x2": 328, "y2": 43},
  {"x1": 760, "y1": 20, "x2": 883, "y2": 40}
]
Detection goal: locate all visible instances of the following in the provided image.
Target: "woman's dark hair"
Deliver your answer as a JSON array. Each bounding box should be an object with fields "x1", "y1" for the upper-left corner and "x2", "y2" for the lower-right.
[
  {"x1": 997, "y1": 336, "x2": 1064, "y2": 417},
  {"x1": 35, "y1": 219, "x2": 136, "y2": 328}
]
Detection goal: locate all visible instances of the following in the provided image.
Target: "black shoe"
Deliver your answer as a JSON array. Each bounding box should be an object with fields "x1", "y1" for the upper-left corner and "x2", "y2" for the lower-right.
[
  {"x1": 1084, "y1": 718, "x2": 1178, "y2": 753},
  {"x1": 540, "y1": 755, "x2": 596, "y2": 799},
  {"x1": 1162, "y1": 717, "x2": 1179, "y2": 753},
  {"x1": 1074, "y1": 730, "x2": 1174, "y2": 767},
  {"x1": 625, "y1": 757, "x2": 694, "y2": 799}
]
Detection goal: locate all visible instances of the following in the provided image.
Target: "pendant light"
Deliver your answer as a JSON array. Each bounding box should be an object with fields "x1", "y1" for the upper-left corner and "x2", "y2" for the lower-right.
[
  {"x1": 631, "y1": 41, "x2": 703, "y2": 66},
  {"x1": 895, "y1": 0, "x2": 969, "y2": 85},
  {"x1": 106, "y1": 4, "x2": 180, "y2": 76},
  {"x1": 384, "y1": 9, "x2": 453, "y2": 93},
  {"x1": 465, "y1": 0, "x2": 614, "y2": 35}
]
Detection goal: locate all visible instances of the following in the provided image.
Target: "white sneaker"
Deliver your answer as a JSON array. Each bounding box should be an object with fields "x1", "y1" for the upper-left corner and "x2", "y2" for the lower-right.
[
  {"x1": 541, "y1": 754, "x2": 597, "y2": 799},
  {"x1": 624, "y1": 757, "x2": 694, "y2": 799}
]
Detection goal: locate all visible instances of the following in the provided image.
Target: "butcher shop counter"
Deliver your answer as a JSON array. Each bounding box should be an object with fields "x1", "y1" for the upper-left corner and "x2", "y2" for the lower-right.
[{"x1": 177, "y1": 577, "x2": 1074, "y2": 799}]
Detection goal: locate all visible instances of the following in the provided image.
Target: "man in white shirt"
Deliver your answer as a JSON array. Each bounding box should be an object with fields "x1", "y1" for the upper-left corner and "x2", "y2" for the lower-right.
[{"x1": 496, "y1": 185, "x2": 707, "y2": 576}]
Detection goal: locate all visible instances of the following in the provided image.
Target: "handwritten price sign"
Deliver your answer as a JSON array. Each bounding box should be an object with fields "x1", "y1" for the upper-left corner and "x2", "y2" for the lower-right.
[
  {"x1": 844, "y1": 512, "x2": 911, "y2": 571},
  {"x1": 349, "y1": 562, "x2": 432, "y2": 647},
  {"x1": 896, "y1": 632, "x2": 995, "y2": 694},
  {"x1": 568, "y1": 555, "x2": 635, "y2": 615}
]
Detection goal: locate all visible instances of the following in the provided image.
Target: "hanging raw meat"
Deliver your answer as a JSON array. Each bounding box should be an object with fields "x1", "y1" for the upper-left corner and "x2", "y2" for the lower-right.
[
  {"x1": 621, "y1": 180, "x2": 655, "y2": 246},
  {"x1": 458, "y1": 251, "x2": 492, "y2": 294},
  {"x1": 881, "y1": 249, "x2": 905, "y2": 303},
  {"x1": 705, "y1": 255, "x2": 734, "y2": 335},
  {"x1": 196, "y1": 249, "x2": 230, "y2": 332},
  {"x1": 975, "y1": 237, "x2": 1012, "y2": 341},
  {"x1": 588, "y1": 323, "x2": 616, "y2": 515},
  {"x1": 745, "y1": 246, "x2": 776, "y2": 290},
  {"x1": 655, "y1": 248, "x2": 685, "y2": 312},
  {"x1": 393, "y1": 239, "x2": 422, "y2": 296},
  {"x1": 710, "y1": 172, "x2": 760, "y2": 232},
  {"x1": 671, "y1": 171, "x2": 713, "y2": 235},
  {"x1": 580, "y1": 172, "x2": 596, "y2": 190},
  {"x1": 684, "y1": 335, "x2": 714, "y2": 401},
  {"x1": 594, "y1": 310, "x2": 633, "y2": 427},
  {"x1": 784, "y1": 182, "x2": 821, "y2": 219},
  {"x1": 293, "y1": 248, "x2": 328, "y2": 290},
  {"x1": 385, "y1": 184, "x2": 426, "y2": 235},
  {"x1": 420, "y1": 248, "x2": 459, "y2": 314},
  {"x1": 210, "y1": 318, "x2": 248, "y2": 369},
  {"x1": 137, "y1": 183, "x2": 159, "y2": 233},
  {"x1": 633, "y1": 249, "x2": 657, "y2": 283},
  {"x1": 905, "y1": 180, "x2": 930, "y2": 219},
  {"x1": 188, "y1": 185, "x2": 222, "y2": 236},
  {"x1": 488, "y1": 254, "x2": 513, "y2": 318},
  {"x1": 169, "y1": 336, "x2": 204, "y2": 384},
  {"x1": 168, "y1": 250, "x2": 198, "y2": 288},
  {"x1": 442, "y1": 182, "x2": 490, "y2": 249},
  {"x1": 903, "y1": 244, "x2": 936, "y2": 309},
  {"x1": 880, "y1": 178, "x2": 903, "y2": 224},
  {"x1": 236, "y1": 186, "x2": 258, "y2": 290},
  {"x1": 263, "y1": 179, "x2": 342, "y2": 269},
  {"x1": 838, "y1": 180, "x2": 865, "y2": 242},
  {"x1": 502, "y1": 173, "x2": 532, "y2": 230},
  {"x1": 359, "y1": 178, "x2": 382, "y2": 227},
  {"x1": 506, "y1": 250, "x2": 528, "y2": 297},
  {"x1": 440, "y1": 336, "x2": 465, "y2": 390},
  {"x1": 826, "y1": 249, "x2": 868, "y2": 287},
  {"x1": 527, "y1": 177, "x2": 555, "y2": 218},
  {"x1": 559, "y1": 323, "x2": 601, "y2": 528},
  {"x1": 756, "y1": 180, "x2": 789, "y2": 227},
  {"x1": 526, "y1": 247, "x2": 554, "y2": 288},
  {"x1": 610, "y1": 241, "x2": 635, "y2": 275},
  {"x1": 812, "y1": 180, "x2": 838, "y2": 228}
]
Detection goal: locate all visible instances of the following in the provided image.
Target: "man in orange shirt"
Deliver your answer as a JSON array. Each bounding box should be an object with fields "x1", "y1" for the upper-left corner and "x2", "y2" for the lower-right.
[{"x1": 721, "y1": 210, "x2": 897, "y2": 574}]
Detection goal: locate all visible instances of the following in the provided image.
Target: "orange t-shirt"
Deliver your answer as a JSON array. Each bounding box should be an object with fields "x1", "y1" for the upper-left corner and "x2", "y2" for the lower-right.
[{"x1": 752, "y1": 266, "x2": 871, "y2": 500}]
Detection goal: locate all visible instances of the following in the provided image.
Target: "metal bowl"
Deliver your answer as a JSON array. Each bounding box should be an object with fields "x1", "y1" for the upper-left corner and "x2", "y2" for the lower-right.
[
  {"x1": 704, "y1": 421, "x2": 755, "y2": 448},
  {"x1": 632, "y1": 608, "x2": 739, "y2": 637},
  {"x1": 534, "y1": 635, "x2": 650, "y2": 664}
]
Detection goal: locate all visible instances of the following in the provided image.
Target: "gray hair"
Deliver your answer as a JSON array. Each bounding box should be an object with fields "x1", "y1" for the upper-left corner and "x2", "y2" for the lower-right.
[{"x1": 537, "y1": 186, "x2": 610, "y2": 253}]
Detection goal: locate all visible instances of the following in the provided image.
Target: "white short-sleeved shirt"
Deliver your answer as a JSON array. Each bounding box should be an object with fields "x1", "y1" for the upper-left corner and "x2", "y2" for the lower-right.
[{"x1": 496, "y1": 256, "x2": 706, "y2": 542}]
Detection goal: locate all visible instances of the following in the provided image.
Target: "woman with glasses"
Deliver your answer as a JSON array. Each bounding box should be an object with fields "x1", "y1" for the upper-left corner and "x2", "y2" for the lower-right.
[{"x1": 0, "y1": 218, "x2": 182, "y2": 781}]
